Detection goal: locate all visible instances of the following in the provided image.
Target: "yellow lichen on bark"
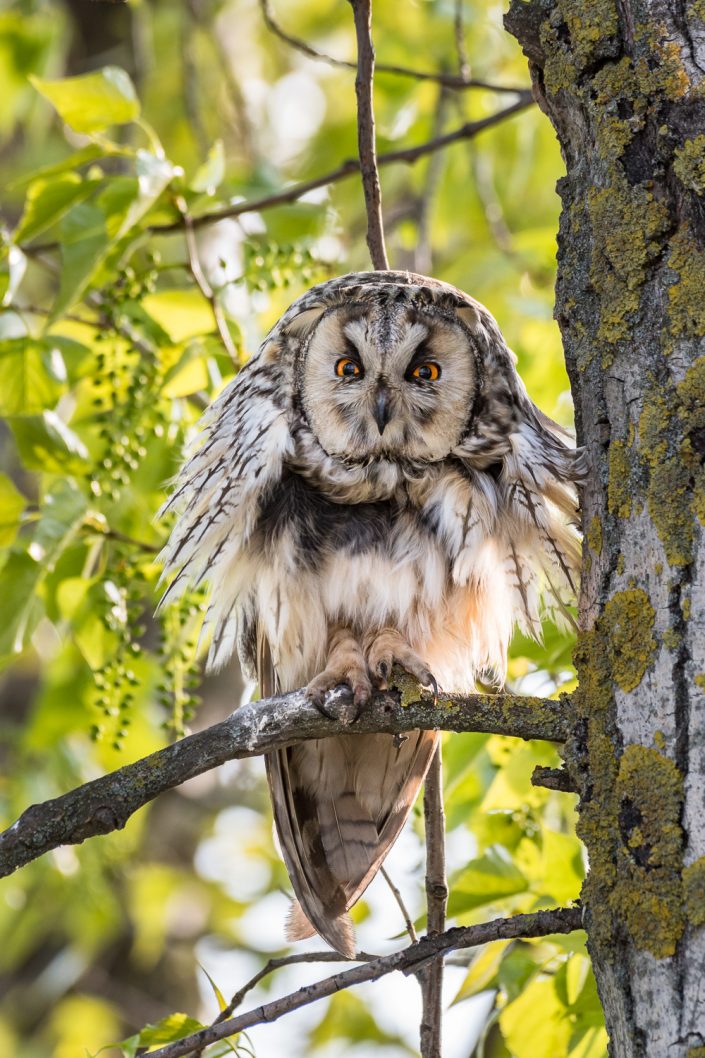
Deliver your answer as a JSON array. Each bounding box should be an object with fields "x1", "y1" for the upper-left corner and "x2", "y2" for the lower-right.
[
  {"x1": 613, "y1": 746, "x2": 685, "y2": 957},
  {"x1": 602, "y1": 590, "x2": 657, "y2": 693}
]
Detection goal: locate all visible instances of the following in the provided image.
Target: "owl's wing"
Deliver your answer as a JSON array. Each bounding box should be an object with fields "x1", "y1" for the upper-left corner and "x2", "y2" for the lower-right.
[
  {"x1": 157, "y1": 352, "x2": 292, "y2": 671},
  {"x1": 453, "y1": 388, "x2": 585, "y2": 653},
  {"x1": 259, "y1": 627, "x2": 438, "y2": 958}
]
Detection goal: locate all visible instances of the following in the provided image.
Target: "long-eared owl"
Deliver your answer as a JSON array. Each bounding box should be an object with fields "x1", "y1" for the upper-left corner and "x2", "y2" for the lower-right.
[{"x1": 159, "y1": 271, "x2": 583, "y2": 958}]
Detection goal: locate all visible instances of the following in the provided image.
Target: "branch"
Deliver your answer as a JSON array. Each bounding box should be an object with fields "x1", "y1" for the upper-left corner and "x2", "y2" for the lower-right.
[
  {"x1": 148, "y1": 95, "x2": 532, "y2": 235},
  {"x1": 453, "y1": 0, "x2": 471, "y2": 81},
  {"x1": 144, "y1": 906, "x2": 583, "y2": 1058},
  {"x1": 348, "y1": 0, "x2": 389, "y2": 269},
  {"x1": 420, "y1": 747, "x2": 447, "y2": 1058},
  {"x1": 0, "y1": 684, "x2": 570, "y2": 877},
  {"x1": 259, "y1": 0, "x2": 525, "y2": 94}
]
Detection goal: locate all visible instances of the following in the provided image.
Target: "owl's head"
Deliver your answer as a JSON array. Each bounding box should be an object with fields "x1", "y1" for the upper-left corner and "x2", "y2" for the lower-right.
[
  {"x1": 296, "y1": 297, "x2": 481, "y2": 463},
  {"x1": 268, "y1": 271, "x2": 528, "y2": 474}
]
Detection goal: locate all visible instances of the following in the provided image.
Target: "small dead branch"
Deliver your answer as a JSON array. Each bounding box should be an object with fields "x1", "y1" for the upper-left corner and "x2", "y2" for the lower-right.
[
  {"x1": 348, "y1": 0, "x2": 389, "y2": 269},
  {"x1": 381, "y1": 866, "x2": 419, "y2": 944}
]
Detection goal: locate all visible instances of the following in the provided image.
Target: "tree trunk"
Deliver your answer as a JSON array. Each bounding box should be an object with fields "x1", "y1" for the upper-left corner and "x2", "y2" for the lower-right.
[{"x1": 505, "y1": 3, "x2": 705, "y2": 1055}]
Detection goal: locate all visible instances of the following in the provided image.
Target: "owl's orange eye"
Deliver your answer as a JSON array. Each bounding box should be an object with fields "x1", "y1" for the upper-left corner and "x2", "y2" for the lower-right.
[
  {"x1": 335, "y1": 358, "x2": 363, "y2": 379},
  {"x1": 410, "y1": 362, "x2": 441, "y2": 381}
]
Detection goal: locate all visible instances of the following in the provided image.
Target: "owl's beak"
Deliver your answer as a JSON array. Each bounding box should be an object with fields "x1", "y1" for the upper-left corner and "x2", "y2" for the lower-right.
[{"x1": 373, "y1": 385, "x2": 392, "y2": 435}]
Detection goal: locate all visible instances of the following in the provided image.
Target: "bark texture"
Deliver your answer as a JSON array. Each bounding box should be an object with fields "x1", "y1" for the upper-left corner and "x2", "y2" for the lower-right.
[{"x1": 505, "y1": 2, "x2": 705, "y2": 1055}]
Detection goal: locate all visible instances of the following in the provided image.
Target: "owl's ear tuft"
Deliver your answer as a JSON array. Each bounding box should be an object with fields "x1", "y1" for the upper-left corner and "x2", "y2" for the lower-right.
[
  {"x1": 285, "y1": 305, "x2": 327, "y2": 338},
  {"x1": 455, "y1": 303, "x2": 483, "y2": 334}
]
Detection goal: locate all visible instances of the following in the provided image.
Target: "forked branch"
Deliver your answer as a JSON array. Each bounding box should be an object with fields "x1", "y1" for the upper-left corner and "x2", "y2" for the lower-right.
[{"x1": 144, "y1": 906, "x2": 582, "y2": 1058}]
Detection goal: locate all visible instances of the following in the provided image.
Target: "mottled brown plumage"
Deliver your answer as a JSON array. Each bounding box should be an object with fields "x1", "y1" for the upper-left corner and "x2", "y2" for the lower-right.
[{"x1": 159, "y1": 271, "x2": 584, "y2": 957}]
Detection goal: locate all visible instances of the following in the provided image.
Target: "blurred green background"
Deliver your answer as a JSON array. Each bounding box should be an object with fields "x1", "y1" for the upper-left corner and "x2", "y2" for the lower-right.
[{"x1": 0, "y1": 1, "x2": 603, "y2": 1056}]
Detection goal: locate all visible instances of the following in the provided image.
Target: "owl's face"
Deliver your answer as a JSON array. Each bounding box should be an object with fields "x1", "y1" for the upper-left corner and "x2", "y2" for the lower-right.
[{"x1": 298, "y1": 301, "x2": 478, "y2": 464}]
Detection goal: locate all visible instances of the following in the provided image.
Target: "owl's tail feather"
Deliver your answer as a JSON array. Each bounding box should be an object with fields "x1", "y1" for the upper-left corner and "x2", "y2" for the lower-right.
[
  {"x1": 257, "y1": 628, "x2": 438, "y2": 959},
  {"x1": 266, "y1": 731, "x2": 439, "y2": 959},
  {"x1": 286, "y1": 899, "x2": 355, "y2": 960}
]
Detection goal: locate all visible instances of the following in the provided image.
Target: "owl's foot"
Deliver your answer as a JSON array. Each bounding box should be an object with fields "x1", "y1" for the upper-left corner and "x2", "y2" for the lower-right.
[
  {"x1": 306, "y1": 627, "x2": 372, "y2": 719},
  {"x1": 365, "y1": 628, "x2": 438, "y2": 702}
]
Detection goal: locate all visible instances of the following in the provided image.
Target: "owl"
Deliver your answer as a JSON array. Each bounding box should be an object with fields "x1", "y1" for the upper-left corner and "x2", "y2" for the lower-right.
[{"x1": 159, "y1": 271, "x2": 583, "y2": 958}]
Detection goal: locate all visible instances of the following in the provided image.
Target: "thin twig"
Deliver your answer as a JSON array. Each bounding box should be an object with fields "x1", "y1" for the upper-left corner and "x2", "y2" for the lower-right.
[
  {"x1": 381, "y1": 866, "x2": 418, "y2": 944},
  {"x1": 259, "y1": 0, "x2": 523, "y2": 94},
  {"x1": 415, "y1": 87, "x2": 451, "y2": 274},
  {"x1": 191, "y1": 950, "x2": 372, "y2": 1055},
  {"x1": 0, "y1": 686, "x2": 571, "y2": 877},
  {"x1": 216, "y1": 951, "x2": 371, "y2": 1024},
  {"x1": 180, "y1": 2, "x2": 209, "y2": 155},
  {"x1": 97, "y1": 528, "x2": 160, "y2": 554},
  {"x1": 152, "y1": 96, "x2": 532, "y2": 235},
  {"x1": 175, "y1": 195, "x2": 239, "y2": 368},
  {"x1": 420, "y1": 746, "x2": 448, "y2": 1058},
  {"x1": 453, "y1": 0, "x2": 471, "y2": 81},
  {"x1": 348, "y1": 0, "x2": 389, "y2": 269},
  {"x1": 143, "y1": 907, "x2": 583, "y2": 1058}
]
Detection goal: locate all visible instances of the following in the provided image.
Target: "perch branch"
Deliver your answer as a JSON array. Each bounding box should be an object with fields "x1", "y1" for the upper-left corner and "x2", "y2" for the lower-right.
[
  {"x1": 0, "y1": 685, "x2": 570, "y2": 877},
  {"x1": 259, "y1": 0, "x2": 524, "y2": 94},
  {"x1": 420, "y1": 747, "x2": 448, "y2": 1058},
  {"x1": 348, "y1": 0, "x2": 389, "y2": 269},
  {"x1": 145, "y1": 906, "x2": 583, "y2": 1058},
  {"x1": 148, "y1": 95, "x2": 532, "y2": 235}
]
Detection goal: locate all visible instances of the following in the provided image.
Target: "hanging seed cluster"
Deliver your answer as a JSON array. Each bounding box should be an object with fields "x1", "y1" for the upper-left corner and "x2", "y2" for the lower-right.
[
  {"x1": 91, "y1": 557, "x2": 148, "y2": 749},
  {"x1": 90, "y1": 266, "x2": 166, "y2": 503},
  {"x1": 157, "y1": 587, "x2": 206, "y2": 739},
  {"x1": 242, "y1": 239, "x2": 319, "y2": 292}
]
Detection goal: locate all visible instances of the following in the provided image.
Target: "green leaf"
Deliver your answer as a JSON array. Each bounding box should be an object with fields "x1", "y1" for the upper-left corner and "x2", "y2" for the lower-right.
[
  {"x1": 199, "y1": 964, "x2": 228, "y2": 1013},
  {"x1": 452, "y1": 939, "x2": 511, "y2": 1004},
  {"x1": 499, "y1": 976, "x2": 572, "y2": 1058},
  {"x1": 0, "y1": 339, "x2": 64, "y2": 415},
  {"x1": 52, "y1": 202, "x2": 109, "y2": 319},
  {"x1": 30, "y1": 479, "x2": 87, "y2": 568},
  {"x1": 497, "y1": 943, "x2": 543, "y2": 1003},
  {"x1": 447, "y1": 847, "x2": 528, "y2": 916},
  {"x1": 1, "y1": 245, "x2": 27, "y2": 308},
  {"x1": 30, "y1": 66, "x2": 140, "y2": 134},
  {"x1": 7, "y1": 145, "x2": 105, "y2": 190},
  {"x1": 537, "y1": 829, "x2": 584, "y2": 904},
  {"x1": 0, "y1": 551, "x2": 43, "y2": 662},
  {"x1": 15, "y1": 172, "x2": 99, "y2": 244},
  {"x1": 191, "y1": 139, "x2": 225, "y2": 194},
  {"x1": 0, "y1": 474, "x2": 26, "y2": 548},
  {"x1": 136, "y1": 1013, "x2": 205, "y2": 1046},
  {"x1": 116, "y1": 150, "x2": 178, "y2": 239},
  {"x1": 9, "y1": 411, "x2": 89, "y2": 471}
]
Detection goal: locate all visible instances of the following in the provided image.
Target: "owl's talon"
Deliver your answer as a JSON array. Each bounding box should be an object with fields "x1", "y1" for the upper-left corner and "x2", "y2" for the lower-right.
[
  {"x1": 366, "y1": 629, "x2": 436, "y2": 702},
  {"x1": 426, "y1": 672, "x2": 439, "y2": 706}
]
